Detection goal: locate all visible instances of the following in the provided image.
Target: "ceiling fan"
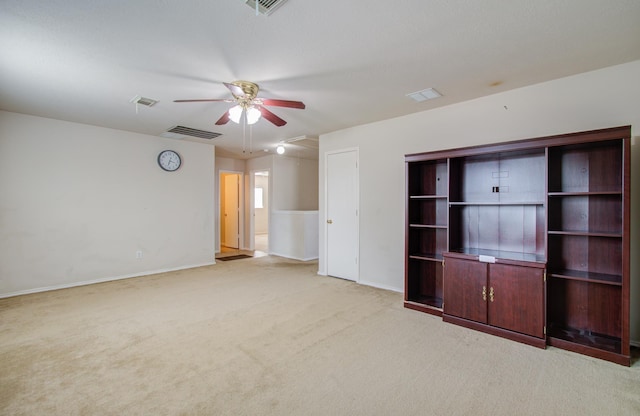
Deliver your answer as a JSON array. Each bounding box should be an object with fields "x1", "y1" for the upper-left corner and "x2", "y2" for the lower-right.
[{"x1": 174, "y1": 80, "x2": 305, "y2": 127}]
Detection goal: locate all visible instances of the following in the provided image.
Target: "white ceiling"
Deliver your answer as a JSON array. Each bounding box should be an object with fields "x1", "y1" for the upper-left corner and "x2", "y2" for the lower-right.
[{"x1": 2, "y1": 1, "x2": 640, "y2": 160}]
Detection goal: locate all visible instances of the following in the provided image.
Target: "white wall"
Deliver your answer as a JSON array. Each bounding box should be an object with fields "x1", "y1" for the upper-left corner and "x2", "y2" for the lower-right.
[
  {"x1": 318, "y1": 60, "x2": 640, "y2": 343},
  {"x1": 243, "y1": 154, "x2": 319, "y2": 253},
  {"x1": 0, "y1": 111, "x2": 216, "y2": 296},
  {"x1": 272, "y1": 156, "x2": 319, "y2": 210},
  {"x1": 270, "y1": 210, "x2": 318, "y2": 261}
]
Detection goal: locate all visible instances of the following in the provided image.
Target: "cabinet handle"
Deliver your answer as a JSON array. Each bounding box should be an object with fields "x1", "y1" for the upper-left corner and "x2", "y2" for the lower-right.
[
  {"x1": 489, "y1": 287, "x2": 494, "y2": 302},
  {"x1": 482, "y1": 286, "x2": 487, "y2": 301},
  {"x1": 327, "y1": 219, "x2": 333, "y2": 224}
]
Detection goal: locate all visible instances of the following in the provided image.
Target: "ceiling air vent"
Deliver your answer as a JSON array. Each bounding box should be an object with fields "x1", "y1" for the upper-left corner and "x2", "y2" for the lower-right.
[
  {"x1": 406, "y1": 88, "x2": 442, "y2": 102},
  {"x1": 284, "y1": 135, "x2": 319, "y2": 149},
  {"x1": 130, "y1": 95, "x2": 158, "y2": 107},
  {"x1": 244, "y1": 0, "x2": 288, "y2": 15},
  {"x1": 163, "y1": 126, "x2": 222, "y2": 140}
]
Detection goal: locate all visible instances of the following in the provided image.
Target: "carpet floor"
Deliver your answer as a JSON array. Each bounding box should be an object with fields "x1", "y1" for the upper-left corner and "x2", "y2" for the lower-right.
[{"x1": 1, "y1": 256, "x2": 639, "y2": 415}]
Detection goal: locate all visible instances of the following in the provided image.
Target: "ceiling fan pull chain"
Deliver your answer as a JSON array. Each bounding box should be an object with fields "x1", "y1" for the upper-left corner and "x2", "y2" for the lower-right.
[{"x1": 242, "y1": 114, "x2": 246, "y2": 153}]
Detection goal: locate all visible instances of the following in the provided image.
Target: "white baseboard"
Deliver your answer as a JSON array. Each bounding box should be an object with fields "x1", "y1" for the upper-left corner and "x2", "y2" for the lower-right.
[
  {"x1": 358, "y1": 279, "x2": 403, "y2": 293},
  {"x1": 0, "y1": 261, "x2": 216, "y2": 299},
  {"x1": 268, "y1": 251, "x2": 318, "y2": 262}
]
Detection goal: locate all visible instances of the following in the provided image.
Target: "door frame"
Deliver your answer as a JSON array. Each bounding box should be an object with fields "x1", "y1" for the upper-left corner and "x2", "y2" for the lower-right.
[
  {"x1": 218, "y1": 170, "x2": 244, "y2": 252},
  {"x1": 324, "y1": 147, "x2": 359, "y2": 281}
]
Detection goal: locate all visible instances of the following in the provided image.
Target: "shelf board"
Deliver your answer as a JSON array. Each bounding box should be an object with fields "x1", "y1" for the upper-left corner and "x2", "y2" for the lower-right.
[
  {"x1": 405, "y1": 295, "x2": 443, "y2": 310},
  {"x1": 449, "y1": 201, "x2": 544, "y2": 206},
  {"x1": 547, "y1": 324, "x2": 622, "y2": 355},
  {"x1": 548, "y1": 269, "x2": 622, "y2": 286},
  {"x1": 447, "y1": 248, "x2": 545, "y2": 263},
  {"x1": 547, "y1": 230, "x2": 622, "y2": 238},
  {"x1": 408, "y1": 224, "x2": 448, "y2": 229},
  {"x1": 409, "y1": 253, "x2": 444, "y2": 262},
  {"x1": 548, "y1": 191, "x2": 622, "y2": 196},
  {"x1": 409, "y1": 195, "x2": 448, "y2": 199}
]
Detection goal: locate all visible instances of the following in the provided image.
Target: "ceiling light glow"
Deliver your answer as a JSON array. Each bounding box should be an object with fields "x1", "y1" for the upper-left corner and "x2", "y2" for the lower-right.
[
  {"x1": 228, "y1": 105, "x2": 243, "y2": 123},
  {"x1": 246, "y1": 106, "x2": 261, "y2": 125}
]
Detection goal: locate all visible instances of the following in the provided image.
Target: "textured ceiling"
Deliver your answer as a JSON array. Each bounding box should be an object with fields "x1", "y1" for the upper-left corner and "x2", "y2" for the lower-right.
[{"x1": 1, "y1": 0, "x2": 639, "y2": 159}]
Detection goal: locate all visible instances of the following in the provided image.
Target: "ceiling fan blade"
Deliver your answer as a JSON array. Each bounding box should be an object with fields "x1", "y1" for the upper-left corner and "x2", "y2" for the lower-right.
[
  {"x1": 215, "y1": 111, "x2": 231, "y2": 125},
  {"x1": 259, "y1": 98, "x2": 306, "y2": 109},
  {"x1": 257, "y1": 105, "x2": 287, "y2": 127},
  {"x1": 223, "y1": 82, "x2": 247, "y2": 98},
  {"x1": 173, "y1": 99, "x2": 233, "y2": 103}
]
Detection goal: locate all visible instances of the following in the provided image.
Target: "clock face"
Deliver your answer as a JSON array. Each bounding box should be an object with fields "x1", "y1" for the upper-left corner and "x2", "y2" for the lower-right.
[{"x1": 158, "y1": 150, "x2": 181, "y2": 172}]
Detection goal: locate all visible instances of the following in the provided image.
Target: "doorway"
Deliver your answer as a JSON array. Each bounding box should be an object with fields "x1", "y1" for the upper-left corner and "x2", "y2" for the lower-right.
[
  {"x1": 253, "y1": 170, "x2": 269, "y2": 254},
  {"x1": 220, "y1": 172, "x2": 241, "y2": 253}
]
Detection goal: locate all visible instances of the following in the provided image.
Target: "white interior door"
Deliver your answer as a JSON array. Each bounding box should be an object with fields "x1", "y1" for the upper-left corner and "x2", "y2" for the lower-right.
[
  {"x1": 326, "y1": 149, "x2": 358, "y2": 281},
  {"x1": 223, "y1": 173, "x2": 240, "y2": 248}
]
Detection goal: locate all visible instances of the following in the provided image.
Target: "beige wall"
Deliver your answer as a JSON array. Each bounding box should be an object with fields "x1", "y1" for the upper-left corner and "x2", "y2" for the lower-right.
[
  {"x1": 272, "y1": 156, "x2": 319, "y2": 211},
  {"x1": 0, "y1": 112, "x2": 216, "y2": 296},
  {"x1": 318, "y1": 60, "x2": 640, "y2": 343}
]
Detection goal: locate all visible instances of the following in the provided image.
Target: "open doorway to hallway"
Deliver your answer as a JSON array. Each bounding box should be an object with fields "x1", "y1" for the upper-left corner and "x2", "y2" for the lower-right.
[
  {"x1": 253, "y1": 170, "x2": 269, "y2": 255},
  {"x1": 219, "y1": 171, "x2": 241, "y2": 254}
]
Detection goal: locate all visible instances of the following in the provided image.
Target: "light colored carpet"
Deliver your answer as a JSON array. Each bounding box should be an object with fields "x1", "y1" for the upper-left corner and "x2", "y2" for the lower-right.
[{"x1": 1, "y1": 256, "x2": 638, "y2": 415}]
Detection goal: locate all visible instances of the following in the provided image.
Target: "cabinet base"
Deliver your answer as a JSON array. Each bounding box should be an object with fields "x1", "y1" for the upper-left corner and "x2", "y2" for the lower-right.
[
  {"x1": 404, "y1": 301, "x2": 443, "y2": 317},
  {"x1": 443, "y1": 314, "x2": 547, "y2": 349},
  {"x1": 547, "y1": 336, "x2": 630, "y2": 366}
]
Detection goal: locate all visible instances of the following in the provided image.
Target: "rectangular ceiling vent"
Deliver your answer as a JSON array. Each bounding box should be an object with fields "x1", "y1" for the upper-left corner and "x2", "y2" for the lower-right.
[
  {"x1": 244, "y1": 0, "x2": 288, "y2": 15},
  {"x1": 407, "y1": 88, "x2": 442, "y2": 102},
  {"x1": 284, "y1": 135, "x2": 319, "y2": 149},
  {"x1": 130, "y1": 95, "x2": 158, "y2": 107},
  {"x1": 164, "y1": 126, "x2": 222, "y2": 140}
]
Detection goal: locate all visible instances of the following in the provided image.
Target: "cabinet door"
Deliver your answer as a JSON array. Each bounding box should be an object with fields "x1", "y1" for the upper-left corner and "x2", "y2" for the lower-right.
[
  {"x1": 488, "y1": 263, "x2": 544, "y2": 338},
  {"x1": 443, "y1": 257, "x2": 487, "y2": 323}
]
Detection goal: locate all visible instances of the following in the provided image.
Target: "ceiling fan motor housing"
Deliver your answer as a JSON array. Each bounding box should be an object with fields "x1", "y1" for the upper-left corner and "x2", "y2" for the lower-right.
[{"x1": 231, "y1": 80, "x2": 259, "y2": 102}]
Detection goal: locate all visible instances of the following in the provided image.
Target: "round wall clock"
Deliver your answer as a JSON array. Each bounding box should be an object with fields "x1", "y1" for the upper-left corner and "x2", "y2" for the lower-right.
[{"x1": 157, "y1": 150, "x2": 181, "y2": 172}]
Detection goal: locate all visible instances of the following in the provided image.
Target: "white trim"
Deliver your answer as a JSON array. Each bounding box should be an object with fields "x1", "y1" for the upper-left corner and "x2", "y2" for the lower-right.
[
  {"x1": 0, "y1": 262, "x2": 216, "y2": 299},
  {"x1": 358, "y1": 279, "x2": 403, "y2": 293},
  {"x1": 324, "y1": 147, "x2": 360, "y2": 282},
  {"x1": 269, "y1": 252, "x2": 318, "y2": 262}
]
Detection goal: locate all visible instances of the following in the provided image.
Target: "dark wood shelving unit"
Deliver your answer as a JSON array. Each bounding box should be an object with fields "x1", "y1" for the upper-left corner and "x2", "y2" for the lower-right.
[
  {"x1": 405, "y1": 159, "x2": 448, "y2": 316},
  {"x1": 405, "y1": 126, "x2": 631, "y2": 365},
  {"x1": 545, "y1": 134, "x2": 630, "y2": 365}
]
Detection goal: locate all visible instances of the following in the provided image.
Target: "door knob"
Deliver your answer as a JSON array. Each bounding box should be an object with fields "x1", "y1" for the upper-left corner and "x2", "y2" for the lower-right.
[{"x1": 327, "y1": 219, "x2": 333, "y2": 224}]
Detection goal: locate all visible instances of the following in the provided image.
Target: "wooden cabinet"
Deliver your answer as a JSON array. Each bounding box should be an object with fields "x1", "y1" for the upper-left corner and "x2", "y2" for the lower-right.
[
  {"x1": 443, "y1": 253, "x2": 545, "y2": 347},
  {"x1": 405, "y1": 126, "x2": 631, "y2": 365}
]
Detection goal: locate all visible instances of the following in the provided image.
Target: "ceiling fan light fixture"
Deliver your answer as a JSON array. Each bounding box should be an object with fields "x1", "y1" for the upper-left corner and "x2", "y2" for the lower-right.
[
  {"x1": 246, "y1": 106, "x2": 261, "y2": 125},
  {"x1": 228, "y1": 105, "x2": 243, "y2": 123},
  {"x1": 276, "y1": 144, "x2": 285, "y2": 155}
]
